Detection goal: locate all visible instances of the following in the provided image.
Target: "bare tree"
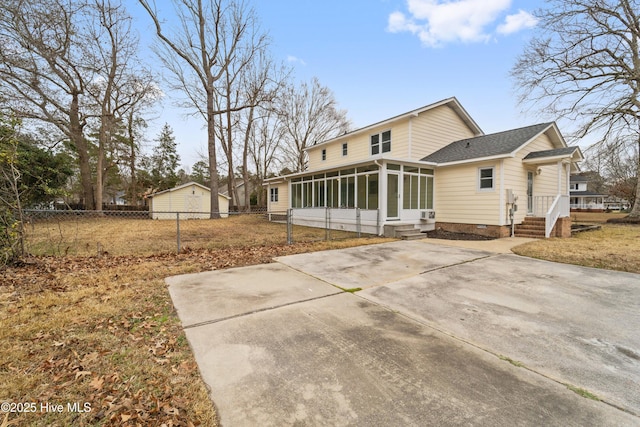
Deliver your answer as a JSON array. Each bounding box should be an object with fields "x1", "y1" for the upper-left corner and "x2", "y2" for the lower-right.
[
  {"x1": 0, "y1": 0, "x2": 96, "y2": 208},
  {"x1": 85, "y1": 0, "x2": 158, "y2": 211},
  {"x1": 277, "y1": 78, "x2": 350, "y2": 172},
  {"x1": 248, "y1": 105, "x2": 287, "y2": 206},
  {"x1": 512, "y1": 0, "x2": 640, "y2": 217},
  {"x1": 139, "y1": 0, "x2": 256, "y2": 218}
]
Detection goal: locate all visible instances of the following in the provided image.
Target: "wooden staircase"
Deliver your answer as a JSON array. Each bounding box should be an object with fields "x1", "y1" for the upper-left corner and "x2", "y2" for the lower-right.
[{"x1": 514, "y1": 217, "x2": 546, "y2": 238}]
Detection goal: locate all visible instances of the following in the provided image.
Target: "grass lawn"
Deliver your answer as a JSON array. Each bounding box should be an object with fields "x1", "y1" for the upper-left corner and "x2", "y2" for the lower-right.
[
  {"x1": 513, "y1": 220, "x2": 640, "y2": 274},
  {"x1": 1, "y1": 216, "x2": 392, "y2": 426}
]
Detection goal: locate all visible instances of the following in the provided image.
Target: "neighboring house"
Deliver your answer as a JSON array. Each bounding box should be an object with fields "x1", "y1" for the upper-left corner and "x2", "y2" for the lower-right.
[
  {"x1": 221, "y1": 180, "x2": 260, "y2": 210},
  {"x1": 569, "y1": 175, "x2": 607, "y2": 211},
  {"x1": 147, "y1": 182, "x2": 230, "y2": 219},
  {"x1": 265, "y1": 97, "x2": 583, "y2": 238}
]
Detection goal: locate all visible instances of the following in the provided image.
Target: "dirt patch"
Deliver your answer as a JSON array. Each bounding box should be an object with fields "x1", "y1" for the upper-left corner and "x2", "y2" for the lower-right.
[{"x1": 425, "y1": 229, "x2": 496, "y2": 241}]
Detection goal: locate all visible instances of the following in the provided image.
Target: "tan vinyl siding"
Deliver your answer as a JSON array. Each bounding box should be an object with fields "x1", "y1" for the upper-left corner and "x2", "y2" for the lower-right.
[
  {"x1": 410, "y1": 105, "x2": 478, "y2": 161},
  {"x1": 150, "y1": 184, "x2": 229, "y2": 219},
  {"x1": 434, "y1": 162, "x2": 502, "y2": 225},
  {"x1": 268, "y1": 183, "x2": 289, "y2": 213},
  {"x1": 307, "y1": 122, "x2": 410, "y2": 170}
]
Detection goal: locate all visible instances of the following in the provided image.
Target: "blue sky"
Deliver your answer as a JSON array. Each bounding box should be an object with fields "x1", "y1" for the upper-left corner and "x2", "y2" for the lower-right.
[{"x1": 134, "y1": 0, "x2": 552, "y2": 169}]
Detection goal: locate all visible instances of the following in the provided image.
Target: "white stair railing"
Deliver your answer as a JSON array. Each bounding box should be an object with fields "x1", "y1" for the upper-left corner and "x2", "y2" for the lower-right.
[{"x1": 545, "y1": 195, "x2": 569, "y2": 238}]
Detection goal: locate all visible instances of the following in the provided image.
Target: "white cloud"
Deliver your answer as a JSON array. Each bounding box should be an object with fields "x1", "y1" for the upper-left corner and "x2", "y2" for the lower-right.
[
  {"x1": 287, "y1": 55, "x2": 307, "y2": 66},
  {"x1": 497, "y1": 10, "x2": 538, "y2": 35},
  {"x1": 387, "y1": 0, "x2": 534, "y2": 47}
]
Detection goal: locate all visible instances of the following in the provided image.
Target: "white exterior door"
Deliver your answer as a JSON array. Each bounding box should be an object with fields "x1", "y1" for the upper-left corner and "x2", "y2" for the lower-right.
[
  {"x1": 527, "y1": 171, "x2": 534, "y2": 215},
  {"x1": 387, "y1": 173, "x2": 400, "y2": 219}
]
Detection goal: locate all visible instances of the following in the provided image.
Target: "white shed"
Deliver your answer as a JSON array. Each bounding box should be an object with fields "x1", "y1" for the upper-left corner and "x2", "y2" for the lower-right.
[{"x1": 148, "y1": 182, "x2": 230, "y2": 219}]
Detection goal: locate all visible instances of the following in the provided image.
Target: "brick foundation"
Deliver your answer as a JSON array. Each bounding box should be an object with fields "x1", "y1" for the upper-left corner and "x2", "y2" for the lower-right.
[
  {"x1": 435, "y1": 222, "x2": 511, "y2": 238},
  {"x1": 553, "y1": 217, "x2": 572, "y2": 238}
]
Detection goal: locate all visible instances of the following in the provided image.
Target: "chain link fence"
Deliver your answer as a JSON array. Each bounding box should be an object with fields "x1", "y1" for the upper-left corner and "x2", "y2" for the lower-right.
[{"x1": 21, "y1": 209, "x2": 364, "y2": 257}]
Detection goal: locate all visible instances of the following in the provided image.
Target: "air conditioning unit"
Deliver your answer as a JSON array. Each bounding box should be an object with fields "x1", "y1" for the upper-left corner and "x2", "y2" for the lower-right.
[{"x1": 420, "y1": 210, "x2": 436, "y2": 220}]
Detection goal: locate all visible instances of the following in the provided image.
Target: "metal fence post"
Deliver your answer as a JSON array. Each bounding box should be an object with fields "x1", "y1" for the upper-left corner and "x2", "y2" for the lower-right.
[
  {"x1": 325, "y1": 207, "x2": 329, "y2": 241},
  {"x1": 286, "y1": 208, "x2": 293, "y2": 245},
  {"x1": 176, "y1": 212, "x2": 180, "y2": 253},
  {"x1": 356, "y1": 208, "x2": 361, "y2": 238}
]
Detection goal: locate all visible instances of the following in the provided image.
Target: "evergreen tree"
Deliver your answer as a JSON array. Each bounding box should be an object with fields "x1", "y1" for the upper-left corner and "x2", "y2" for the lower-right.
[{"x1": 149, "y1": 124, "x2": 180, "y2": 191}]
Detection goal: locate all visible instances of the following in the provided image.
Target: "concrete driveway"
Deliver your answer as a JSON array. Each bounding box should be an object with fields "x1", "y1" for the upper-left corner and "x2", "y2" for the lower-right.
[{"x1": 167, "y1": 240, "x2": 640, "y2": 426}]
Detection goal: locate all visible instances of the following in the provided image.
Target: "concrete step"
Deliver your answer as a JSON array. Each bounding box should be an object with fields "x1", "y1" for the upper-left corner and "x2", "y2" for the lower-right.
[
  {"x1": 400, "y1": 231, "x2": 427, "y2": 240},
  {"x1": 514, "y1": 232, "x2": 545, "y2": 238}
]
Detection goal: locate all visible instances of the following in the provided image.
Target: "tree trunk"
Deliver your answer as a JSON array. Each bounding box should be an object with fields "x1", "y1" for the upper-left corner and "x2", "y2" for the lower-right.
[
  {"x1": 70, "y1": 93, "x2": 94, "y2": 210},
  {"x1": 629, "y1": 137, "x2": 640, "y2": 218},
  {"x1": 208, "y1": 90, "x2": 221, "y2": 219},
  {"x1": 242, "y1": 106, "x2": 254, "y2": 212}
]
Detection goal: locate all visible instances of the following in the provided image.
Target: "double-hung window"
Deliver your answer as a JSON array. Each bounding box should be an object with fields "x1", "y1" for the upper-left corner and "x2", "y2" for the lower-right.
[
  {"x1": 342, "y1": 142, "x2": 348, "y2": 156},
  {"x1": 321, "y1": 149, "x2": 326, "y2": 161},
  {"x1": 371, "y1": 130, "x2": 391, "y2": 155},
  {"x1": 270, "y1": 188, "x2": 278, "y2": 202},
  {"x1": 478, "y1": 167, "x2": 495, "y2": 191}
]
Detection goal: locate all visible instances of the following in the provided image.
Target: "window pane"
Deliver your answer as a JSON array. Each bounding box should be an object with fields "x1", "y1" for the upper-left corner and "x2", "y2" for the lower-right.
[
  {"x1": 427, "y1": 177, "x2": 434, "y2": 209},
  {"x1": 382, "y1": 131, "x2": 391, "y2": 153},
  {"x1": 347, "y1": 176, "x2": 355, "y2": 208},
  {"x1": 480, "y1": 168, "x2": 494, "y2": 190},
  {"x1": 357, "y1": 175, "x2": 367, "y2": 208},
  {"x1": 292, "y1": 183, "x2": 302, "y2": 208},
  {"x1": 315, "y1": 180, "x2": 325, "y2": 207},
  {"x1": 403, "y1": 175, "x2": 411, "y2": 209},
  {"x1": 405, "y1": 166, "x2": 419, "y2": 173},
  {"x1": 419, "y1": 176, "x2": 426, "y2": 209},
  {"x1": 328, "y1": 179, "x2": 339, "y2": 207},
  {"x1": 411, "y1": 175, "x2": 419, "y2": 209},
  {"x1": 387, "y1": 163, "x2": 401, "y2": 170},
  {"x1": 371, "y1": 134, "x2": 379, "y2": 155},
  {"x1": 368, "y1": 174, "x2": 379, "y2": 209},
  {"x1": 420, "y1": 168, "x2": 434, "y2": 175},
  {"x1": 304, "y1": 182, "x2": 313, "y2": 207}
]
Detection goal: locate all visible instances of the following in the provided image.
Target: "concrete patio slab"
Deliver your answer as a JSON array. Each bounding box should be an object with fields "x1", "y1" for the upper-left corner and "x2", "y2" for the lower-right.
[
  {"x1": 359, "y1": 254, "x2": 640, "y2": 415},
  {"x1": 167, "y1": 240, "x2": 640, "y2": 425},
  {"x1": 184, "y1": 292, "x2": 636, "y2": 426},
  {"x1": 274, "y1": 239, "x2": 493, "y2": 289},
  {"x1": 166, "y1": 263, "x2": 340, "y2": 328}
]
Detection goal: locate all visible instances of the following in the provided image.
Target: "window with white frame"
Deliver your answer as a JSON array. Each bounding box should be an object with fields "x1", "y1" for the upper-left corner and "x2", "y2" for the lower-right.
[
  {"x1": 478, "y1": 167, "x2": 495, "y2": 191},
  {"x1": 270, "y1": 187, "x2": 278, "y2": 202},
  {"x1": 371, "y1": 130, "x2": 391, "y2": 155},
  {"x1": 342, "y1": 142, "x2": 348, "y2": 156},
  {"x1": 321, "y1": 149, "x2": 326, "y2": 161}
]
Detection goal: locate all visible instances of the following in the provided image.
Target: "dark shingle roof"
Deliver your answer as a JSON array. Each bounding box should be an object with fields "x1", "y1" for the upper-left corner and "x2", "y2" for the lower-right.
[
  {"x1": 570, "y1": 190, "x2": 608, "y2": 197},
  {"x1": 421, "y1": 123, "x2": 553, "y2": 164},
  {"x1": 523, "y1": 147, "x2": 578, "y2": 160},
  {"x1": 570, "y1": 175, "x2": 589, "y2": 183}
]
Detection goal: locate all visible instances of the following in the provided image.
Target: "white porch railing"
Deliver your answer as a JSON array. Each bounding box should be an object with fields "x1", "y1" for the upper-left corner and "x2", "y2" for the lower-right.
[{"x1": 543, "y1": 195, "x2": 569, "y2": 238}]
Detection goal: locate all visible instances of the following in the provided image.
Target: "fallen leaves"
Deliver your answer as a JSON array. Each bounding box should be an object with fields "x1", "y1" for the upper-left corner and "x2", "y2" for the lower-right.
[{"x1": 0, "y1": 238, "x2": 386, "y2": 426}]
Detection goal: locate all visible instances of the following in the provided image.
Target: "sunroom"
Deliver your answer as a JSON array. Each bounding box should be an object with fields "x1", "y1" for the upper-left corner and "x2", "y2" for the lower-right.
[{"x1": 267, "y1": 159, "x2": 436, "y2": 235}]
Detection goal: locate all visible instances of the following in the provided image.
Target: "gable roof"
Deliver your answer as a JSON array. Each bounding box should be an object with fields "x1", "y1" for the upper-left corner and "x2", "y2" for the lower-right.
[
  {"x1": 307, "y1": 97, "x2": 483, "y2": 151},
  {"x1": 523, "y1": 147, "x2": 580, "y2": 161},
  {"x1": 421, "y1": 123, "x2": 555, "y2": 165},
  {"x1": 148, "y1": 181, "x2": 230, "y2": 199}
]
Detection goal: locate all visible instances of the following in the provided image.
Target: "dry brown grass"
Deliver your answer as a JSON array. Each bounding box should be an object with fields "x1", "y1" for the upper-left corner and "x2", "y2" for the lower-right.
[
  {"x1": 570, "y1": 211, "x2": 629, "y2": 224},
  {"x1": 512, "y1": 224, "x2": 640, "y2": 273},
  {"x1": 24, "y1": 214, "x2": 359, "y2": 256},
  {"x1": 2, "y1": 216, "x2": 392, "y2": 425}
]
